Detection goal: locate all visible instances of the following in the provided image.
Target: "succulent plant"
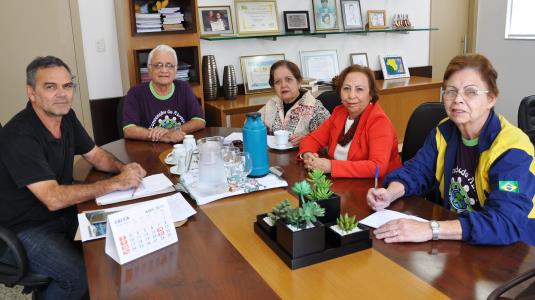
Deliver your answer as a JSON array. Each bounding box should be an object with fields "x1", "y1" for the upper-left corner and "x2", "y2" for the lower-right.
[
  {"x1": 285, "y1": 201, "x2": 325, "y2": 229},
  {"x1": 267, "y1": 199, "x2": 292, "y2": 223},
  {"x1": 336, "y1": 213, "x2": 359, "y2": 232},
  {"x1": 306, "y1": 170, "x2": 334, "y2": 201},
  {"x1": 291, "y1": 180, "x2": 312, "y2": 205}
]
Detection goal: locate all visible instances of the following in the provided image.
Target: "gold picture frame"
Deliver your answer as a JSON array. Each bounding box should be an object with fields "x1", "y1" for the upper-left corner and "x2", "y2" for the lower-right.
[
  {"x1": 240, "y1": 53, "x2": 285, "y2": 94},
  {"x1": 235, "y1": 0, "x2": 280, "y2": 35},
  {"x1": 367, "y1": 10, "x2": 387, "y2": 29}
]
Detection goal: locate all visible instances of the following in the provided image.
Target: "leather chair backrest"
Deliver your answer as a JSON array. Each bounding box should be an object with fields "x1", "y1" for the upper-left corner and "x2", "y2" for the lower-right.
[
  {"x1": 401, "y1": 102, "x2": 447, "y2": 163},
  {"x1": 518, "y1": 95, "x2": 535, "y2": 132},
  {"x1": 316, "y1": 90, "x2": 341, "y2": 114},
  {"x1": 117, "y1": 97, "x2": 125, "y2": 139}
]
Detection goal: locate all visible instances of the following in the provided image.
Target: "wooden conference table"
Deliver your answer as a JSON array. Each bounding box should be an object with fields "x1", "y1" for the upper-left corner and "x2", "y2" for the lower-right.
[{"x1": 78, "y1": 128, "x2": 535, "y2": 299}]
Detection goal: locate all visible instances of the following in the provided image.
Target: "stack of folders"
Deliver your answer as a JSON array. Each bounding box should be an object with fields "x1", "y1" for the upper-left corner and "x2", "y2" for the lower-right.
[
  {"x1": 160, "y1": 7, "x2": 185, "y2": 31},
  {"x1": 301, "y1": 78, "x2": 318, "y2": 93}
]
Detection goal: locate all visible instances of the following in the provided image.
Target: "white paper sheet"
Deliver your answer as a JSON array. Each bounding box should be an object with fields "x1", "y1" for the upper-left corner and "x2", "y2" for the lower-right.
[{"x1": 360, "y1": 209, "x2": 427, "y2": 229}]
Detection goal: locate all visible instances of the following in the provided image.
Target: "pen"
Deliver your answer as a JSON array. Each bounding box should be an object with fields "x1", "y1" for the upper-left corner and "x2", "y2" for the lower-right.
[
  {"x1": 374, "y1": 165, "x2": 379, "y2": 190},
  {"x1": 131, "y1": 181, "x2": 144, "y2": 198}
]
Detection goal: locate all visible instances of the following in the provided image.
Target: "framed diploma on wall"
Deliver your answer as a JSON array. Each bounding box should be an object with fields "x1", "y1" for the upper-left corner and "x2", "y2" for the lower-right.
[
  {"x1": 240, "y1": 53, "x2": 285, "y2": 94},
  {"x1": 235, "y1": 0, "x2": 280, "y2": 35},
  {"x1": 300, "y1": 50, "x2": 339, "y2": 82}
]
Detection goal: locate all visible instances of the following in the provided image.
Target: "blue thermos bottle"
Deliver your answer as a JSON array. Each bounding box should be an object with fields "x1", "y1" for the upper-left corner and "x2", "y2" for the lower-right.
[{"x1": 243, "y1": 112, "x2": 269, "y2": 177}]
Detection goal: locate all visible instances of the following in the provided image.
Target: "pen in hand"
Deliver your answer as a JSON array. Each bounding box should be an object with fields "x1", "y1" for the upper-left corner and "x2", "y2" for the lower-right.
[
  {"x1": 131, "y1": 181, "x2": 144, "y2": 198},
  {"x1": 374, "y1": 165, "x2": 379, "y2": 190}
]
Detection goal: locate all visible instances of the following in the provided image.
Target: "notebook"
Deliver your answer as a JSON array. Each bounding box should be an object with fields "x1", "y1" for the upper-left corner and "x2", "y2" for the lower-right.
[{"x1": 95, "y1": 173, "x2": 175, "y2": 205}]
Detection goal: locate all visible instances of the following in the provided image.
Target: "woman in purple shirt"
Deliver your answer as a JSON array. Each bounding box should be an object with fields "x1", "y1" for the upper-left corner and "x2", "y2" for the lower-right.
[{"x1": 122, "y1": 44, "x2": 205, "y2": 142}]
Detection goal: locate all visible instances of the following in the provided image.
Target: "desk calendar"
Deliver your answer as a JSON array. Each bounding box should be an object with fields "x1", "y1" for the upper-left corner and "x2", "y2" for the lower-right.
[{"x1": 105, "y1": 198, "x2": 178, "y2": 265}]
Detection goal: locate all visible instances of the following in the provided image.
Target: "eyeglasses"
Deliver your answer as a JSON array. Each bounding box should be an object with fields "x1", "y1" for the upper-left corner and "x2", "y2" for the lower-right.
[
  {"x1": 149, "y1": 63, "x2": 176, "y2": 70},
  {"x1": 273, "y1": 76, "x2": 296, "y2": 86},
  {"x1": 442, "y1": 86, "x2": 488, "y2": 101}
]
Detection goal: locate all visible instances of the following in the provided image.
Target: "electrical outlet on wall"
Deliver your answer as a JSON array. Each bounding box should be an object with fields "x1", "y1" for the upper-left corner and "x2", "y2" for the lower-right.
[{"x1": 96, "y1": 38, "x2": 106, "y2": 52}]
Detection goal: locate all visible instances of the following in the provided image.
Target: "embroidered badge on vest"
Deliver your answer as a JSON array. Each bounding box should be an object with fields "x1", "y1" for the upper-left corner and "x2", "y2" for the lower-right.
[{"x1": 499, "y1": 181, "x2": 519, "y2": 193}]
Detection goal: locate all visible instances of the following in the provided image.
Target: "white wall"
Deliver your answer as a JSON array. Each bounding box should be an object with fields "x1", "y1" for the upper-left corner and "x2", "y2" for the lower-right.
[
  {"x1": 476, "y1": 1, "x2": 535, "y2": 124},
  {"x1": 78, "y1": 0, "x2": 123, "y2": 100},
  {"x1": 200, "y1": 0, "x2": 431, "y2": 83}
]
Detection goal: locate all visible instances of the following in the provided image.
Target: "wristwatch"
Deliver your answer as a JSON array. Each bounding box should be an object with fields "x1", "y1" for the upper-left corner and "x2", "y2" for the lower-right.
[{"x1": 430, "y1": 220, "x2": 440, "y2": 240}]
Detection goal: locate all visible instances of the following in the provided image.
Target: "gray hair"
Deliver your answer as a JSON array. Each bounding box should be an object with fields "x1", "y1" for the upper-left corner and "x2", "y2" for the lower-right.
[
  {"x1": 26, "y1": 56, "x2": 72, "y2": 88},
  {"x1": 147, "y1": 45, "x2": 178, "y2": 70}
]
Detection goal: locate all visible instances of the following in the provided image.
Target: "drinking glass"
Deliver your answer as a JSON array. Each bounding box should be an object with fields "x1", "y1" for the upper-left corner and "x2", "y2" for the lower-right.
[{"x1": 232, "y1": 152, "x2": 252, "y2": 187}]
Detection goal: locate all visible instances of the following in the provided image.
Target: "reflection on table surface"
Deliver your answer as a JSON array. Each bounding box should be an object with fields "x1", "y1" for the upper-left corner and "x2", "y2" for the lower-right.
[{"x1": 77, "y1": 127, "x2": 535, "y2": 299}]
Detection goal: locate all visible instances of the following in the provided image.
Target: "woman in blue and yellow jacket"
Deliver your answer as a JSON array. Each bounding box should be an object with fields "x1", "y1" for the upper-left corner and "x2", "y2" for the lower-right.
[{"x1": 367, "y1": 54, "x2": 535, "y2": 245}]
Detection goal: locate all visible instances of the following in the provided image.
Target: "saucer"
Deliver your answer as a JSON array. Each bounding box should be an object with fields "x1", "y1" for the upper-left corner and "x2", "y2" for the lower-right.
[
  {"x1": 170, "y1": 165, "x2": 185, "y2": 175},
  {"x1": 165, "y1": 157, "x2": 177, "y2": 165},
  {"x1": 267, "y1": 136, "x2": 295, "y2": 150}
]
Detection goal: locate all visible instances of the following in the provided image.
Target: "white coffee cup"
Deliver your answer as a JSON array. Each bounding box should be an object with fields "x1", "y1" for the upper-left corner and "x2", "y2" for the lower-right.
[
  {"x1": 166, "y1": 144, "x2": 186, "y2": 168},
  {"x1": 274, "y1": 130, "x2": 291, "y2": 146}
]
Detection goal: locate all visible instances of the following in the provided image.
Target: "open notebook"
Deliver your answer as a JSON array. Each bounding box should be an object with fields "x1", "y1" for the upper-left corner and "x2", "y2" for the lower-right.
[{"x1": 95, "y1": 173, "x2": 175, "y2": 205}]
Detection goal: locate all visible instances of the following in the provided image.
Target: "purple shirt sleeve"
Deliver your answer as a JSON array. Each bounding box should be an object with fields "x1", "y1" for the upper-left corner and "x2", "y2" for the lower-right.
[
  {"x1": 122, "y1": 86, "x2": 142, "y2": 128},
  {"x1": 177, "y1": 81, "x2": 204, "y2": 121}
]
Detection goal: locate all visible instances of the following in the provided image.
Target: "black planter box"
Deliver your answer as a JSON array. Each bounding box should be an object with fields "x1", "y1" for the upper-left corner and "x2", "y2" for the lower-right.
[
  {"x1": 275, "y1": 219, "x2": 325, "y2": 259},
  {"x1": 315, "y1": 193, "x2": 341, "y2": 224},
  {"x1": 256, "y1": 213, "x2": 276, "y2": 239},
  {"x1": 325, "y1": 222, "x2": 371, "y2": 248},
  {"x1": 254, "y1": 221, "x2": 372, "y2": 269}
]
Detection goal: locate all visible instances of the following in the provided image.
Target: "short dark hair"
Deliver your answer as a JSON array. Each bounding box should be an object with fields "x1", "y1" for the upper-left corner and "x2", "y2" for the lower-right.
[
  {"x1": 268, "y1": 60, "x2": 303, "y2": 87},
  {"x1": 335, "y1": 64, "x2": 379, "y2": 103},
  {"x1": 26, "y1": 56, "x2": 72, "y2": 88},
  {"x1": 443, "y1": 53, "x2": 499, "y2": 97}
]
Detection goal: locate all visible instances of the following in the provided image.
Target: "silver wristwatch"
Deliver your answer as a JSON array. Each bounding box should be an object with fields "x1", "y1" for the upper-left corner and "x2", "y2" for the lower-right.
[{"x1": 430, "y1": 220, "x2": 440, "y2": 240}]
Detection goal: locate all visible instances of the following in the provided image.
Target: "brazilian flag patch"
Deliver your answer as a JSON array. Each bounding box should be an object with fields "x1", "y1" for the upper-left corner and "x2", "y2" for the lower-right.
[{"x1": 499, "y1": 181, "x2": 519, "y2": 193}]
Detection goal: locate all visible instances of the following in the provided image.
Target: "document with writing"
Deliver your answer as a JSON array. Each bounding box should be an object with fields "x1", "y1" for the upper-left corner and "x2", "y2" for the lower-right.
[
  {"x1": 95, "y1": 173, "x2": 175, "y2": 205},
  {"x1": 360, "y1": 209, "x2": 427, "y2": 229}
]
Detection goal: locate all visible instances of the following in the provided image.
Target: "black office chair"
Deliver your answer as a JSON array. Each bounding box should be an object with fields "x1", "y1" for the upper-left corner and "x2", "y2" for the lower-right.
[
  {"x1": 0, "y1": 226, "x2": 50, "y2": 297},
  {"x1": 316, "y1": 90, "x2": 341, "y2": 114},
  {"x1": 401, "y1": 102, "x2": 447, "y2": 204},
  {"x1": 488, "y1": 268, "x2": 535, "y2": 300},
  {"x1": 518, "y1": 95, "x2": 535, "y2": 132},
  {"x1": 117, "y1": 97, "x2": 125, "y2": 139},
  {"x1": 401, "y1": 102, "x2": 447, "y2": 163}
]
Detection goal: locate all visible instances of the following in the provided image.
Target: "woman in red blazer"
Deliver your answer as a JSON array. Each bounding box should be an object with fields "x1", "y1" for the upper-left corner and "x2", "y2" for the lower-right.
[{"x1": 299, "y1": 65, "x2": 401, "y2": 178}]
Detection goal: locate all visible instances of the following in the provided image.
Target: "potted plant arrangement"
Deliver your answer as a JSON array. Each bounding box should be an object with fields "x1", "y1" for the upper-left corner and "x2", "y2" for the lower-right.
[
  {"x1": 326, "y1": 213, "x2": 370, "y2": 247},
  {"x1": 276, "y1": 201, "x2": 326, "y2": 258},
  {"x1": 294, "y1": 170, "x2": 341, "y2": 223},
  {"x1": 257, "y1": 199, "x2": 291, "y2": 239}
]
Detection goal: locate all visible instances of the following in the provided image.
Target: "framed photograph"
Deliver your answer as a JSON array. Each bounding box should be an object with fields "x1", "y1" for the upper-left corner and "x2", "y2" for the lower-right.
[
  {"x1": 300, "y1": 50, "x2": 339, "y2": 82},
  {"x1": 379, "y1": 54, "x2": 410, "y2": 80},
  {"x1": 312, "y1": 0, "x2": 339, "y2": 32},
  {"x1": 368, "y1": 10, "x2": 387, "y2": 29},
  {"x1": 341, "y1": 0, "x2": 363, "y2": 30},
  {"x1": 350, "y1": 53, "x2": 368, "y2": 67},
  {"x1": 240, "y1": 54, "x2": 285, "y2": 94},
  {"x1": 283, "y1": 11, "x2": 310, "y2": 32},
  {"x1": 235, "y1": 0, "x2": 280, "y2": 35},
  {"x1": 198, "y1": 6, "x2": 233, "y2": 35}
]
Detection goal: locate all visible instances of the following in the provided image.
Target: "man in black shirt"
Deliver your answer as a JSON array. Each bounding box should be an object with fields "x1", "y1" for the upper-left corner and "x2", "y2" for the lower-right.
[{"x1": 0, "y1": 56, "x2": 146, "y2": 299}]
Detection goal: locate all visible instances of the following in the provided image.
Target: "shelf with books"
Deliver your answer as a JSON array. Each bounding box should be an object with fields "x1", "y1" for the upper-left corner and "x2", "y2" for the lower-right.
[
  {"x1": 134, "y1": 46, "x2": 200, "y2": 86},
  {"x1": 130, "y1": 0, "x2": 197, "y2": 35}
]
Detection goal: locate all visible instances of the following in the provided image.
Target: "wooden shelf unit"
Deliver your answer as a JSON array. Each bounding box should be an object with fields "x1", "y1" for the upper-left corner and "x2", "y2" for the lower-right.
[{"x1": 115, "y1": 0, "x2": 204, "y2": 107}]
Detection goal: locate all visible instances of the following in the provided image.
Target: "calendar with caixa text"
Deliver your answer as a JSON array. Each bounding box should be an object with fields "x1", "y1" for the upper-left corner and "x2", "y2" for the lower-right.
[{"x1": 105, "y1": 198, "x2": 178, "y2": 265}]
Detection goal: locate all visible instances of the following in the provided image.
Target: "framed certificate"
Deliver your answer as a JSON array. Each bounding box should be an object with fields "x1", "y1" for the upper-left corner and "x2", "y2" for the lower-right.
[
  {"x1": 235, "y1": 0, "x2": 280, "y2": 35},
  {"x1": 240, "y1": 53, "x2": 285, "y2": 94},
  {"x1": 300, "y1": 50, "x2": 340, "y2": 82}
]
